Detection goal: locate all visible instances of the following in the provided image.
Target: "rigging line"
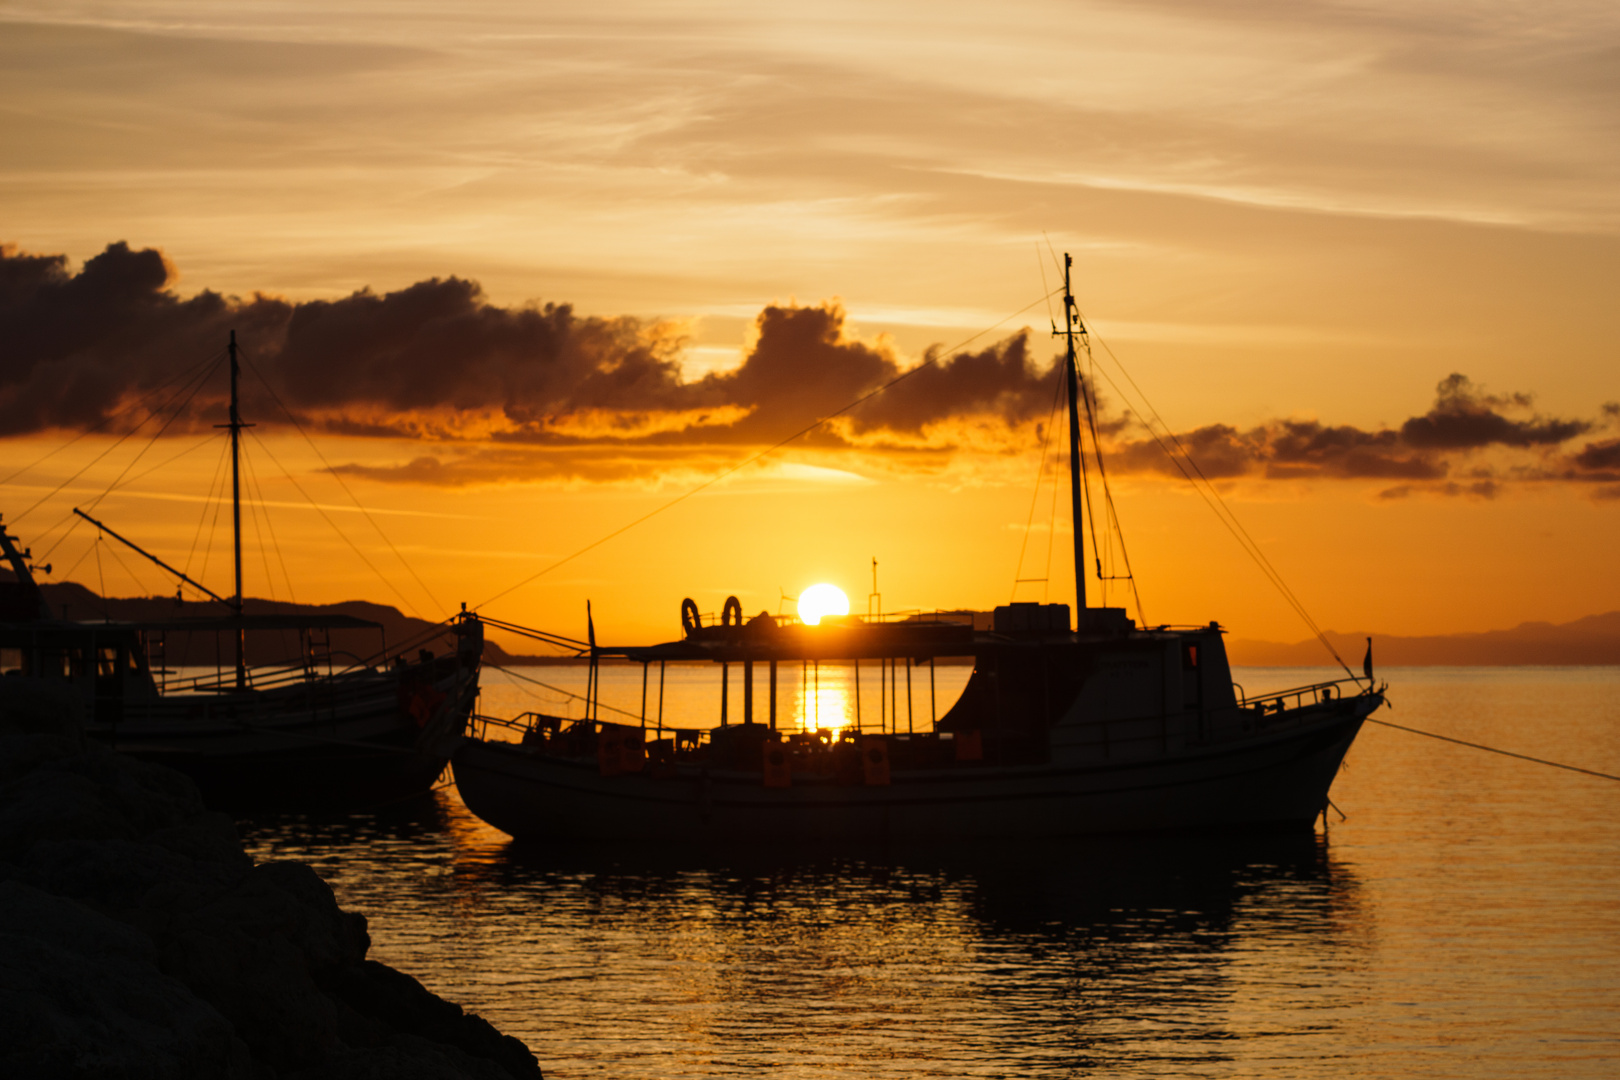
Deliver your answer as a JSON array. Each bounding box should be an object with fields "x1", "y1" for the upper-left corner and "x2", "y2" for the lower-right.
[
  {"x1": 1078, "y1": 341, "x2": 1146, "y2": 625},
  {"x1": 198, "y1": 458, "x2": 229, "y2": 603},
  {"x1": 94, "y1": 534, "x2": 107, "y2": 618},
  {"x1": 59, "y1": 533, "x2": 96, "y2": 585},
  {"x1": 486, "y1": 661, "x2": 645, "y2": 721},
  {"x1": 1041, "y1": 232, "x2": 1065, "y2": 276},
  {"x1": 245, "y1": 428, "x2": 424, "y2": 618},
  {"x1": 1043, "y1": 398, "x2": 1062, "y2": 605},
  {"x1": 83, "y1": 353, "x2": 225, "y2": 516},
  {"x1": 1036, "y1": 241, "x2": 1058, "y2": 332},
  {"x1": 104, "y1": 434, "x2": 220, "y2": 497},
  {"x1": 101, "y1": 531, "x2": 154, "y2": 598},
  {"x1": 1074, "y1": 350, "x2": 1103, "y2": 595},
  {"x1": 475, "y1": 288, "x2": 1064, "y2": 612},
  {"x1": 0, "y1": 348, "x2": 224, "y2": 489},
  {"x1": 1079, "y1": 332, "x2": 1350, "y2": 673},
  {"x1": 238, "y1": 351, "x2": 445, "y2": 616},
  {"x1": 245, "y1": 448, "x2": 298, "y2": 604},
  {"x1": 1079, "y1": 320, "x2": 1339, "y2": 648},
  {"x1": 1092, "y1": 351, "x2": 1334, "y2": 658},
  {"x1": 243, "y1": 462, "x2": 276, "y2": 603},
  {"x1": 1013, "y1": 370, "x2": 1066, "y2": 601},
  {"x1": 185, "y1": 437, "x2": 233, "y2": 581},
  {"x1": 1366, "y1": 717, "x2": 1620, "y2": 783},
  {"x1": 14, "y1": 352, "x2": 225, "y2": 525}
]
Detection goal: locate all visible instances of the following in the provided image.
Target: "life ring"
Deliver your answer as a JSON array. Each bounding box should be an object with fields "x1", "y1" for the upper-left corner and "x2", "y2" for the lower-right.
[
  {"x1": 681, "y1": 598, "x2": 700, "y2": 637},
  {"x1": 721, "y1": 596, "x2": 743, "y2": 627}
]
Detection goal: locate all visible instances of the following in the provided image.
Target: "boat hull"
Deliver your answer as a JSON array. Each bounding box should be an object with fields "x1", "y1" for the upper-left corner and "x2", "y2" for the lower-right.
[
  {"x1": 86, "y1": 661, "x2": 478, "y2": 810},
  {"x1": 452, "y1": 696, "x2": 1374, "y2": 842}
]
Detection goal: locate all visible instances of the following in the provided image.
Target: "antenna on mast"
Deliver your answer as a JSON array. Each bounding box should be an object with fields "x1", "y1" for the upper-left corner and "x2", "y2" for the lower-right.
[{"x1": 1058, "y1": 255, "x2": 1087, "y2": 614}]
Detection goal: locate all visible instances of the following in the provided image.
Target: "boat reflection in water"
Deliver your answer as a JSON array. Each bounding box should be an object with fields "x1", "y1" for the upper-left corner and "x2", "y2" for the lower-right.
[{"x1": 241, "y1": 789, "x2": 1368, "y2": 1078}]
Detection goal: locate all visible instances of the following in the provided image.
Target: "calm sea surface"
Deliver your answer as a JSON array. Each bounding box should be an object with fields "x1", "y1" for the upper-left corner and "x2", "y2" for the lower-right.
[{"x1": 240, "y1": 666, "x2": 1620, "y2": 1078}]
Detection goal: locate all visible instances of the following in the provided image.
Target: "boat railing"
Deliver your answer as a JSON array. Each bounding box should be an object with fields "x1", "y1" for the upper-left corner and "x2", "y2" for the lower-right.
[
  {"x1": 1238, "y1": 675, "x2": 1370, "y2": 713},
  {"x1": 472, "y1": 710, "x2": 714, "y2": 746},
  {"x1": 160, "y1": 657, "x2": 380, "y2": 695},
  {"x1": 684, "y1": 608, "x2": 978, "y2": 630}
]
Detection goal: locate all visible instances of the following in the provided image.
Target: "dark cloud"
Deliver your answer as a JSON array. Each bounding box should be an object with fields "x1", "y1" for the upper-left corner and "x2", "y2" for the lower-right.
[
  {"x1": 0, "y1": 242, "x2": 1054, "y2": 449},
  {"x1": 2, "y1": 243, "x2": 1612, "y2": 501},
  {"x1": 0, "y1": 241, "x2": 285, "y2": 436},
  {"x1": 1575, "y1": 438, "x2": 1620, "y2": 471},
  {"x1": 1105, "y1": 373, "x2": 1605, "y2": 494},
  {"x1": 1109, "y1": 419, "x2": 1443, "y2": 482},
  {"x1": 1399, "y1": 373, "x2": 1590, "y2": 448}
]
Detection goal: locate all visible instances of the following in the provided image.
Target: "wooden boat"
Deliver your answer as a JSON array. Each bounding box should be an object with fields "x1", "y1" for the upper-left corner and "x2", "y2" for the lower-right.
[
  {"x1": 451, "y1": 258, "x2": 1383, "y2": 840},
  {"x1": 0, "y1": 333, "x2": 482, "y2": 809}
]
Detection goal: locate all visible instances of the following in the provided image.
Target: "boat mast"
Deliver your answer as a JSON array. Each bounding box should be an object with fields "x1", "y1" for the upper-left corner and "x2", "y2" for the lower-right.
[
  {"x1": 228, "y1": 330, "x2": 247, "y2": 688},
  {"x1": 1062, "y1": 254, "x2": 1086, "y2": 613}
]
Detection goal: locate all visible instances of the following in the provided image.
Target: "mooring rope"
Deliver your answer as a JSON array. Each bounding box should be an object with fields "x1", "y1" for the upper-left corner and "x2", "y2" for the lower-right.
[{"x1": 1366, "y1": 716, "x2": 1620, "y2": 782}]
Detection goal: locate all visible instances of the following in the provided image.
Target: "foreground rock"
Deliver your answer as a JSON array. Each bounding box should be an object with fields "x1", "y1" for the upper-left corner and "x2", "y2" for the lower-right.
[{"x1": 0, "y1": 681, "x2": 542, "y2": 1079}]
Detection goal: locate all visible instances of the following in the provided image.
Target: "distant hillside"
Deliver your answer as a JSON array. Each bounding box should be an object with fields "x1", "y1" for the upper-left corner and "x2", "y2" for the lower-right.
[
  {"x1": 12, "y1": 572, "x2": 1616, "y2": 667},
  {"x1": 2, "y1": 571, "x2": 551, "y2": 667},
  {"x1": 1229, "y1": 612, "x2": 1620, "y2": 666}
]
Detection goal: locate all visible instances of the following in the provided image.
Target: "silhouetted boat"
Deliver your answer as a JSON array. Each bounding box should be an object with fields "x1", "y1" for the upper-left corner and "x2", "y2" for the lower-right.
[
  {"x1": 0, "y1": 333, "x2": 482, "y2": 809},
  {"x1": 451, "y1": 259, "x2": 1383, "y2": 840}
]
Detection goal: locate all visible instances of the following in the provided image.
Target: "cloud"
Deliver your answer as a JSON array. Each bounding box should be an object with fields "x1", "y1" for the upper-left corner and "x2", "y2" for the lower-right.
[
  {"x1": 1105, "y1": 373, "x2": 1605, "y2": 495},
  {"x1": 3, "y1": 242, "x2": 1613, "y2": 500},
  {"x1": 0, "y1": 242, "x2": 1056, "y2": 451},
  {"x1": 1574, "y1": 438, "x2": 1620, "y2": 471},
  {"x1": 1399, "y1": 373, "x2": 1590, "y2": 449}
]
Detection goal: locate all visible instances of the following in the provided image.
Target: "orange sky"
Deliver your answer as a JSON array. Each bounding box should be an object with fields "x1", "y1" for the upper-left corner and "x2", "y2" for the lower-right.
[{"x1": 2, "y1": 2, "x2": 1617, "y2": 648}]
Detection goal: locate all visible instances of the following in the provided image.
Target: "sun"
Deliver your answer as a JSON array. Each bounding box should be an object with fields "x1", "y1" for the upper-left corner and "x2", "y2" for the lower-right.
[{"x1": 797, "y1": 583, "x2": 850, "y2": 626}]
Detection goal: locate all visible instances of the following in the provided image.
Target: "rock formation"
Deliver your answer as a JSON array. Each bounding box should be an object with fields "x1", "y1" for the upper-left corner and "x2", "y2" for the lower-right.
[{"x1": 0, "y1": 679, "x2": 542, "y2": 1079}]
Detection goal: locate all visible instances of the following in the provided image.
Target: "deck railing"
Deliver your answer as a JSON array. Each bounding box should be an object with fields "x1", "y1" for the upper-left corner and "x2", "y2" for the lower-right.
[{"x1": 1238, "y1": 675, "x2": 1371, "y2": 713}]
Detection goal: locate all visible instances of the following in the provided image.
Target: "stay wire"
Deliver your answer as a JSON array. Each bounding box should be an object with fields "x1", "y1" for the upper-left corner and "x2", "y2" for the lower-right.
[
  {"x1": 83, "y1": 350, "x2": 224, "y2": 516},
  {"x1": 475, "y1": 288, "x2": 1064, "y2": 613},
  {"x1": 1078, "y1": 341, "x2": 1146, "y2": 624},
  {"x1": 27, "y1": 356, "x2": 226, "y2": 567},
  {"x1": 184, "y1": 438, "x2": 233, "y2": 583},
  {"x1": 101, "y1": 531, "x2": 154, "y2": 598},
  {"x1": 487, "y1": 661, "x2": 646, "y2": 723},
  {"x1": 104, "y1": 434, "x2": 220, "y2": 499},
  {"x1": 238, "y1": 350, "x2": 446, "y2": 616},
  {"x1": 0, "y1": 348, "x2": 223, "y2": 489},
  {"x1": 1079, "y1": 323, "x2": 1353, "y2": 677},
  {"x1": 1366, "y1": 717, "x2": 1620, "y2": 783},
  {"x1": 245, "y1": 448, "x2": 298, "y2": 604},
  {"x1": 245, "y1": 428, "x2": 423, "y2": 619},
  {"x1": 1012, "y1": 370, "x2": 1066, "y2": 601},
  {"x1": 13, "y1": 351, "x2": 225, "y2": 525}
]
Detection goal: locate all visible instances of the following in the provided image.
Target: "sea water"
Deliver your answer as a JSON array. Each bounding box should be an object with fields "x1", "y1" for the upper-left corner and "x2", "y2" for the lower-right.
[{"x1": 240, "y1": 666, "x2": 1620, "y2": 1078}]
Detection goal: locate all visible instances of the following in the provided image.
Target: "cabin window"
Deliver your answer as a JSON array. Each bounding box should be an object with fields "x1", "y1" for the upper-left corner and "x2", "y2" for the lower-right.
[
  {"x1": 1183, "y1": 644, "x2": 1199, "y2": 669},
  {"x1": 1, "y1": 647, "x2": 19, "y2": 674},
  {"x1": 98, "y1": 647, "x2": 120, "y2": 678}
]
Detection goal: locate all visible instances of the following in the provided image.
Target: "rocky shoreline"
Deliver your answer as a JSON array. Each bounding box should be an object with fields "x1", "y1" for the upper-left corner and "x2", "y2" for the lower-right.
[{"x1": 0, "y1": 683, "x2": 542, "y2": 1079}]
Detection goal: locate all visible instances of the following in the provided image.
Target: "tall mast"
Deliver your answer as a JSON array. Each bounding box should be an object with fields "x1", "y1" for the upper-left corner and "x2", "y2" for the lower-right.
[
  {"x1": 1062, "y1": 254, "x2": 1086, "y2": 613},
  {"x1": 228, "y1": 330, "x2": 246, "y2": 688}
]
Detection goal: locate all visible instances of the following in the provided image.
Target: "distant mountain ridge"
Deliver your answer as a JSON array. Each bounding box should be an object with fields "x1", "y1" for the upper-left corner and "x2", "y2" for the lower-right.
[
  {"x1": 9, "y1": 572, "x2": 1616, "y2": 667},
  {"x1": 1, "y1": 572, "x2": 550, "y2": 666},
  {"x1": 1228, "y1": 612, "x2": 1620, "y2": 666}
]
